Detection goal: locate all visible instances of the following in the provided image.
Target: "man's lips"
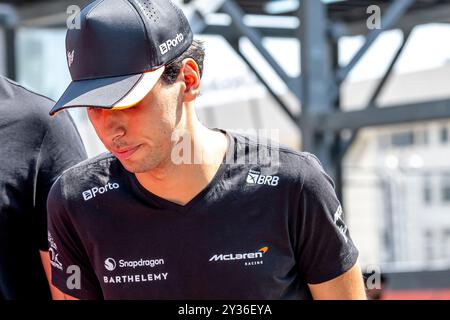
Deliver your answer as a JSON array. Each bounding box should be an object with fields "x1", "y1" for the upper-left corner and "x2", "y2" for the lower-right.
[{"x1": 112, "y1": 145, "x2": 141, "y2": 160}]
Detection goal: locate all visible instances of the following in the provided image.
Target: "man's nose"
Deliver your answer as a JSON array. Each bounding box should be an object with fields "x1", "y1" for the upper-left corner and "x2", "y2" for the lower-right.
[{"x1": 99, "y1": 109, "x2": 127, "y2": 139}]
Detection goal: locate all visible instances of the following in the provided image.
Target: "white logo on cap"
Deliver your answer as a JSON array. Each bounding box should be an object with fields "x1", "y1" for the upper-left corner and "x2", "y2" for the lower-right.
[
  {"x1": 67, "y1": 50, "x2": 75, "y2": 68},
  {"x1": 159, "y1": 33, "x2": 184, "y2": 55}
]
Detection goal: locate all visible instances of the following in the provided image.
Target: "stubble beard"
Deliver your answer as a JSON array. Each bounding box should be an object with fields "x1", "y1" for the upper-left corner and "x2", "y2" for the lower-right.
[{"x1": 120, "y1": 144, "x2": 173, "y2": 174}]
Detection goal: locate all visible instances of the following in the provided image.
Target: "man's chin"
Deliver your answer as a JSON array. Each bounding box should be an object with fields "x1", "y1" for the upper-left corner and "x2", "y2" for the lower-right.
[{"x1": 118, "y1": 158, "x2": 156, "y2": 174}]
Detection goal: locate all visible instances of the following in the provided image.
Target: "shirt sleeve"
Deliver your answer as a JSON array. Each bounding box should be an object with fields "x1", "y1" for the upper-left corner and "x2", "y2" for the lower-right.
[
  {"x1": 296, "y1": 153, "x2": 359, "y2": 285},
  {"x1": 35, "y1": 110, "x2": 87, "y2": 251},
  {"x1": 47, "y1": 172, "x2": 103, "y2": 299}
]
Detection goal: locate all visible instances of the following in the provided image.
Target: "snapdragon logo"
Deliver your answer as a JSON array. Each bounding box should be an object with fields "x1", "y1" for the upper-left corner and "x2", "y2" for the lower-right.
[
  {"x1": 159, "y1": 33, "x2": 184, "y2": 55},
  {"x1": 104, "y1": 257, "x2": 165, "y2": 272},
  {"x1": 82, "y1": 182, "x2": 120, "y2": 201},
  {"x1": 104, "y1": 258, "x2": 117, "y2": 271}
]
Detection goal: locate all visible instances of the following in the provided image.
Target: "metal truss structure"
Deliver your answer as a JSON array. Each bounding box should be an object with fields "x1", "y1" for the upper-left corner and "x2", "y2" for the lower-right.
[{"x1": 2, "y1": 0, "x2": 450, "y2": 205}]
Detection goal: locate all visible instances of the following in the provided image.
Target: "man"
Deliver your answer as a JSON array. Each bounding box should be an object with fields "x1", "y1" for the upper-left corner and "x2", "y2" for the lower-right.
[
  {"x1": 47, "y1": 0, "x2": 366, "y2": 300},
  {"x1": 0, "y1": 75, "x2": 87, "y2": 299}
]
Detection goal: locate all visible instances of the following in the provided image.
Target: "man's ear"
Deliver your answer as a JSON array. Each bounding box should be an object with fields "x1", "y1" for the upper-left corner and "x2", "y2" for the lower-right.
[{"x1": 180, "y1": 58, "x2": 200, "y2": 102}]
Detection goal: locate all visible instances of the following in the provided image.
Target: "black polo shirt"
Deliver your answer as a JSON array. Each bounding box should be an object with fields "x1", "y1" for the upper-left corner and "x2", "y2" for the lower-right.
[
  {"x1": 47, "y1": 130, "x2": 358, "y2": 299},
  {"x1": 0, "y1": 76, "x2": 87, "y2": 300}
]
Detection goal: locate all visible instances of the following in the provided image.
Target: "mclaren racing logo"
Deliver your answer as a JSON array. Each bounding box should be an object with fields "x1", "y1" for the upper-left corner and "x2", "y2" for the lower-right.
[{"x1": 209, "y1": 247, "x2": 269, "y2": 266}]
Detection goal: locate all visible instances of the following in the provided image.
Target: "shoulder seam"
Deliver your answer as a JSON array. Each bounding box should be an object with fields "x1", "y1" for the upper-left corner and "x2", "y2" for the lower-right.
[
  {"x1": 59, "y1": 153, "x2": 116, "y2": 178},
  {"x1": 232, "y1": 133, "x2": 310, "y2": 160},
  {"x1": 4, "y1": 77, "x2": 56, "y2": 104},
  {"x1": 32, "y1": 125, "x2": 51, "y2": 207}
]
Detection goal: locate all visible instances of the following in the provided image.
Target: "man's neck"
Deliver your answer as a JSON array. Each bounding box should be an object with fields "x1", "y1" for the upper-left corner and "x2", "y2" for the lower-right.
[{"x1": 134, "y1": 125, "x2": 229, "y2": 206}]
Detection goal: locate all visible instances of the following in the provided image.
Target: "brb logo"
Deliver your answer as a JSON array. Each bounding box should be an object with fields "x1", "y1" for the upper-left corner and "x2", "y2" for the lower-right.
[
  {"x1": 82, "y1": 182, "x2": 120, "y2": 201},
  {"x1": 246, "y1": 169, "x2": 279, "y2": 187},
  {"x1": 159, "y1": 33, "x2": 184, "y2": 55}
]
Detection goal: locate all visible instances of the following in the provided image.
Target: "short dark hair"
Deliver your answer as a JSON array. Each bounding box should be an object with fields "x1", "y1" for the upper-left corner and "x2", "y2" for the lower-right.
[{"x1": 160, "y1": 39, "x2": 205, "y2": 85}]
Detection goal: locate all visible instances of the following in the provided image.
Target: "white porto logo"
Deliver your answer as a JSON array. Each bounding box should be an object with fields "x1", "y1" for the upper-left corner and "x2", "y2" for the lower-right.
[
  {"x1": 104, "y1": 258, "x2": 117, "y2": 271},
  {"x1": 82, "y1": 182, "x2": 120, "y2": 201},
  {"x1": 159, "y1": 33, "x2": 184, "y2": 55},
  {"x1": 67, "y1": 50, "x2": 75, "y2": 68},
  {"x1": 246, "y1": 169, "x2": 279, "y2": 186}
]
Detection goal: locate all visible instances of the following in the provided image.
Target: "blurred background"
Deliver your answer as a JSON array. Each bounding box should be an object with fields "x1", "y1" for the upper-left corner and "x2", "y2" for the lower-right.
[{"x1": 1, "y1": 0, "x2": 450, "y2": 299}]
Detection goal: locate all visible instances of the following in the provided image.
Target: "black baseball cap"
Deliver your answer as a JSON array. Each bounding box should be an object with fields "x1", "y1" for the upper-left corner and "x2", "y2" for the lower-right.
[{"x1": 50, "y1": 0, "x2": 193, "y2": 116}]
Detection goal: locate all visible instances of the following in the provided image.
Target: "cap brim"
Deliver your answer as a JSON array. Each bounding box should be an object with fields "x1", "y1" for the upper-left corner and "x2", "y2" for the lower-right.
[{"x1": 49, "y1": 67, "x2": 165, "y2": 116}]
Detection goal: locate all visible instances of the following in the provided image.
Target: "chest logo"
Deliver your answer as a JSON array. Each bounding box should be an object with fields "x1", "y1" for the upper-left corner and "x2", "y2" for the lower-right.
[
  {"x1": 209, "y1": 246, "x2": 269, "y2": 266},
  {"x1": 82, "y1": 182, "x2": 120, "y2": 201},
  {"x1": 246, "y1": 169, "x2": 279, "y2": 186},
  {"x1": 104, "y1": 258, "x2": 117, "y2": 271}
]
